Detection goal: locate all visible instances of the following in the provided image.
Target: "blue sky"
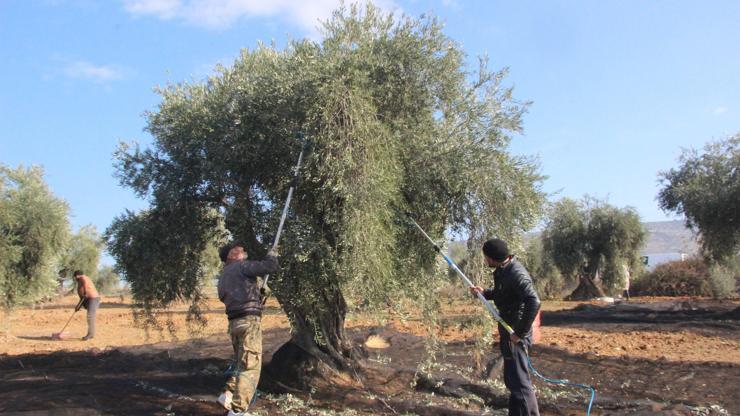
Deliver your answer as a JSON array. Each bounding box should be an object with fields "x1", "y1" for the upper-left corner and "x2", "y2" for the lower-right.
[{"x1": 1, "y1": 1, "x2": 738, "y2": 247}]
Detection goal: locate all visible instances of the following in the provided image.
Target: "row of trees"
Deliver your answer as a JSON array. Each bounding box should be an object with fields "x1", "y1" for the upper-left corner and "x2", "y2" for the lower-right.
[
  {"x1": 521, "y1": 135, "x2": 739, "y2": 299},
  {"x1": 0, "y1": 164, "x2": 116, "y2": 310}
]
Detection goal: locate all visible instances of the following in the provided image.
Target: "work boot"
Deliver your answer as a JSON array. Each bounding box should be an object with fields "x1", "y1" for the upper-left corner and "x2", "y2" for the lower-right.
[{"x1": 218, "y1": 390, "x2": 233, "y2": 410}]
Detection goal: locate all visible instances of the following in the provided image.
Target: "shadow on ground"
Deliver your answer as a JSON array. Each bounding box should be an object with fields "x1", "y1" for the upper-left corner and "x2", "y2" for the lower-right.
[{"x1": 1, "y1": 301, "x2": 738, "y2": 415}]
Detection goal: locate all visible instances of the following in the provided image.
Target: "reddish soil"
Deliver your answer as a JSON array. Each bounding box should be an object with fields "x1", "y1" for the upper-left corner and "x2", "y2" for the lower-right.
[{"x1": 1, "y1": 296, "x2": 738, "y2": 415}]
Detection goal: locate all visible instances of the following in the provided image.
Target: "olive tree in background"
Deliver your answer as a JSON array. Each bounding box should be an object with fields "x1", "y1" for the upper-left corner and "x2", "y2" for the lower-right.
[
  {"x1": 0, "y1": 165, "x2": 70, "y2": 310},
  {"x1": 658, "y1": 135, "x2": 739, "y2": 296},
  {"x1": 542, "y1": 197, "x2": 646, "y2": 299},
  {"x1": 95, "y1": 265, "x2": 121, "y2": 296},
  {"x1": 58, "y1": 225, "x2": 105, "y2": 291},
  {"x1": 658, "y1": 135, "x2": 739, "y2": 263},
  {"x1": 520, "y1": 236, "x2": 564, "y2": 299},
  {"x1": 106, "y1": 4, "x2": 545, "y2": 385}
]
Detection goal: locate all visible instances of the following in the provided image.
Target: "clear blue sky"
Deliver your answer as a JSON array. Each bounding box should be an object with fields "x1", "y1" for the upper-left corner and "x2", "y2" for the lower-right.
[{"x1": 2, "y1": 1, "x2": 738, "y2": 243}]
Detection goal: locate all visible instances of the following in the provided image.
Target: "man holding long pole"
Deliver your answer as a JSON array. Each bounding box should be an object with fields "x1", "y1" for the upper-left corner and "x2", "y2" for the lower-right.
[
  {"x1": 470, "y1": 238, "x2": 541, "y2": 416},
  {"x1": 217, "y1": 243, "x2": 279, "y2": 415},
  {"x1": 405, "y1": 212, "x2": 592, "y2": 414},
  {"x1": 218, "y1": 137, "x2": 305, "y2": 415}
]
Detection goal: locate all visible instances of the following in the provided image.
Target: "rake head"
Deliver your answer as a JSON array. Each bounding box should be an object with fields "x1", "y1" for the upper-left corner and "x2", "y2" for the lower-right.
[{"x1": 51, "y1": 331, "x2": 70, "y2": 340}]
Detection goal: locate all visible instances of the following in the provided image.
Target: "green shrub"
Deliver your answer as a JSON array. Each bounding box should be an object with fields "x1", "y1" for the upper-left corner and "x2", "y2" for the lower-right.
[
  {"x1": 631, "y1": 258, "x2": 711, "y2": 296},
  {"x1": 520, "y1": 238, "x2": 565, "y2": 299},
  {"x1": 708, "y1": 256, "x2": 739, "y2": 298}
]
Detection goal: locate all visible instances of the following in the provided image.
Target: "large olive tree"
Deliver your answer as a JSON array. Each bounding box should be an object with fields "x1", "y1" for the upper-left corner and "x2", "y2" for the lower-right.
[
  {"x1": 542, "y1": 198, "x2": 646, "y2": 299},
  {"x1": 106, "y1": 4, "x2": 545, "y2": 383}
]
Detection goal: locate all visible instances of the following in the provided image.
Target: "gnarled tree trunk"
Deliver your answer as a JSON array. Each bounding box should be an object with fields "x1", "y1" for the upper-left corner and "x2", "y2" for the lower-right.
[
  {"x1": 567, "y1": 269, "x2": 606, "y2": 300},
  {"x1": 264, "y1": 281, "x2": 366, "y2": 392}
]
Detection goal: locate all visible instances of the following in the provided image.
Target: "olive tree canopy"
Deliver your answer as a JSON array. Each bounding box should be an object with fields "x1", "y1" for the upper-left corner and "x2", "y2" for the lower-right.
[
  {"x1": 0, "y1": 165, "x2": 70, "y2": 310},
  {"x1": 59, "y1": 225, "x2": 104, "y2": 282},
  {"x1": 106, "y1": 4, "x2": 545, "y2": 380},
  {"x1": 658, "y1": 135, "x2": 740, "y2": 262}
]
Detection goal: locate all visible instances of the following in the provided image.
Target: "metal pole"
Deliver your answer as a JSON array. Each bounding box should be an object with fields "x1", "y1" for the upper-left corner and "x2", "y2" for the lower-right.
[
  {"x1": 404, "y1": 212, "x2": 515, "y2": 335},
  {"x1": 271, "y1": 148, "x2": 304, "y2": 250},
  {"x1": 262, "y1": 138, "x2": 306, "y2": 288}
]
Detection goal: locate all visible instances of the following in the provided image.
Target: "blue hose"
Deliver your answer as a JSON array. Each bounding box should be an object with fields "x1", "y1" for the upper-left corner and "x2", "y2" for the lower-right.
[{"x1": 525, "y1": 349, "x2": 596, "y2": 415}]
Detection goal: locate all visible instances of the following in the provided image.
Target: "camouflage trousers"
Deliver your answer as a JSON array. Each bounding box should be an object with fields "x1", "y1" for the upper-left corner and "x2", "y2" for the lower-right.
[{"x1": 225, "y1": 315, "x2": 262, "y2": 412}]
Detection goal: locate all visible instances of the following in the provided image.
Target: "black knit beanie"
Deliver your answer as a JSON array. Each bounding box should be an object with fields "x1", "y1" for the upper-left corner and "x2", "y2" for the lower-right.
[{"x1": 482, "y1": 238, "x2": 510, "y2": 261}]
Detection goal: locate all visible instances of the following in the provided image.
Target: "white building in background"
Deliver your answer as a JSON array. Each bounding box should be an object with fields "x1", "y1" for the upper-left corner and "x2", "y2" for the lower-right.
[{"x1": 640, "y1": 252, "x2": 688, "y2": 271}]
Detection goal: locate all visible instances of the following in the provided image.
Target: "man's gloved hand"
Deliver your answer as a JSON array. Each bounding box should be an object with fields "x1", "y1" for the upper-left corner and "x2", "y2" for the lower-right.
[{"x1": 267, "y1": 246, "x2": 279, "y2": 257}]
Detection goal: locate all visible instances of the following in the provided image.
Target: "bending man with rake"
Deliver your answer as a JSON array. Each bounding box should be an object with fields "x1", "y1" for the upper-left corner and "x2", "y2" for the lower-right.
[
  {"x1": 217, "y1": 243, "x2": 279, "y2": 416},
  {"x1": 73, "y1": 270, "x2": 101, "y2": 341},
  {"x1": 471, "y1": 238, "x2": 541, "y2": 416}
]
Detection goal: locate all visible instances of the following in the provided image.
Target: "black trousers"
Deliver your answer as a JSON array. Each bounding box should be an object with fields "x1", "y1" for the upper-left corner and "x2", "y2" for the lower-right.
[{"x1": 499, "y1": 331, "x2": 540, "y2": 416}]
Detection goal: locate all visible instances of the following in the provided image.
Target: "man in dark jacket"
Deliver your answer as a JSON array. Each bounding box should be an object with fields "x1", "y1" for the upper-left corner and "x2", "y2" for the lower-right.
[
  {"x1": 471, "y1": 238, "x2": 541, "y2": 416},
  {"x1": 217, "y1": 243, "x2": 279, "y2": 416}
]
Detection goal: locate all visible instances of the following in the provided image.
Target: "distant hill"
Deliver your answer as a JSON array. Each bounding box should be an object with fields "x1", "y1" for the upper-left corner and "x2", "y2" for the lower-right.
[
  {"x1": 520, "y1": 220, "x2": 700, "y2": 255},
  {"x1": 642, "y1": 220, "x2": 699, "y2": 254}
]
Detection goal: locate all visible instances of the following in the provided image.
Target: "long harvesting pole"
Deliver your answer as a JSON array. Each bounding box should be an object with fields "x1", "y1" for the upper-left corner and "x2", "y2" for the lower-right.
[
  {"x1": 272, "y1": 148, "x2": 304, "y2": 250},
  {"x1": 403, "y1": 212, "x2": 515, "y2": 335},
  {"x1": 262, "y1": 138, "x2": 306, "y2": 289}
]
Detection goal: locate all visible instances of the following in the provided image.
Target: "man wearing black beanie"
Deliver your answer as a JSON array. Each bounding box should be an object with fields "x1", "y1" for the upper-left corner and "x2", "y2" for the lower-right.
[{"x1": 471, "y1": 238, "x2": 541, "y2": 416}]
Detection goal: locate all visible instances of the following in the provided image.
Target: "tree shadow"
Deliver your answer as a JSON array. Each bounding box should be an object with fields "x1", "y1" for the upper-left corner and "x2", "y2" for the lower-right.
[
  {"x1": 0, "y1": 349, "x2": 228, "y2": 415},
  {"x1": 539, "y1": 302, "x2": 740, "y2": 339},
  {"x1": 30, "y1": 302, "x2": 133, "y2": 311},
  {"x1": 16, "y1": 335, "x2": 58, "y2": 341}
]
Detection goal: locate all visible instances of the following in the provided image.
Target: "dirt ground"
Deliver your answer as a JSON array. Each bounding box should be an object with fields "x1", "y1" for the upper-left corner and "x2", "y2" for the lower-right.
[{"x1": 1, "y1": 295, "x2": 738, "y2": 415}]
